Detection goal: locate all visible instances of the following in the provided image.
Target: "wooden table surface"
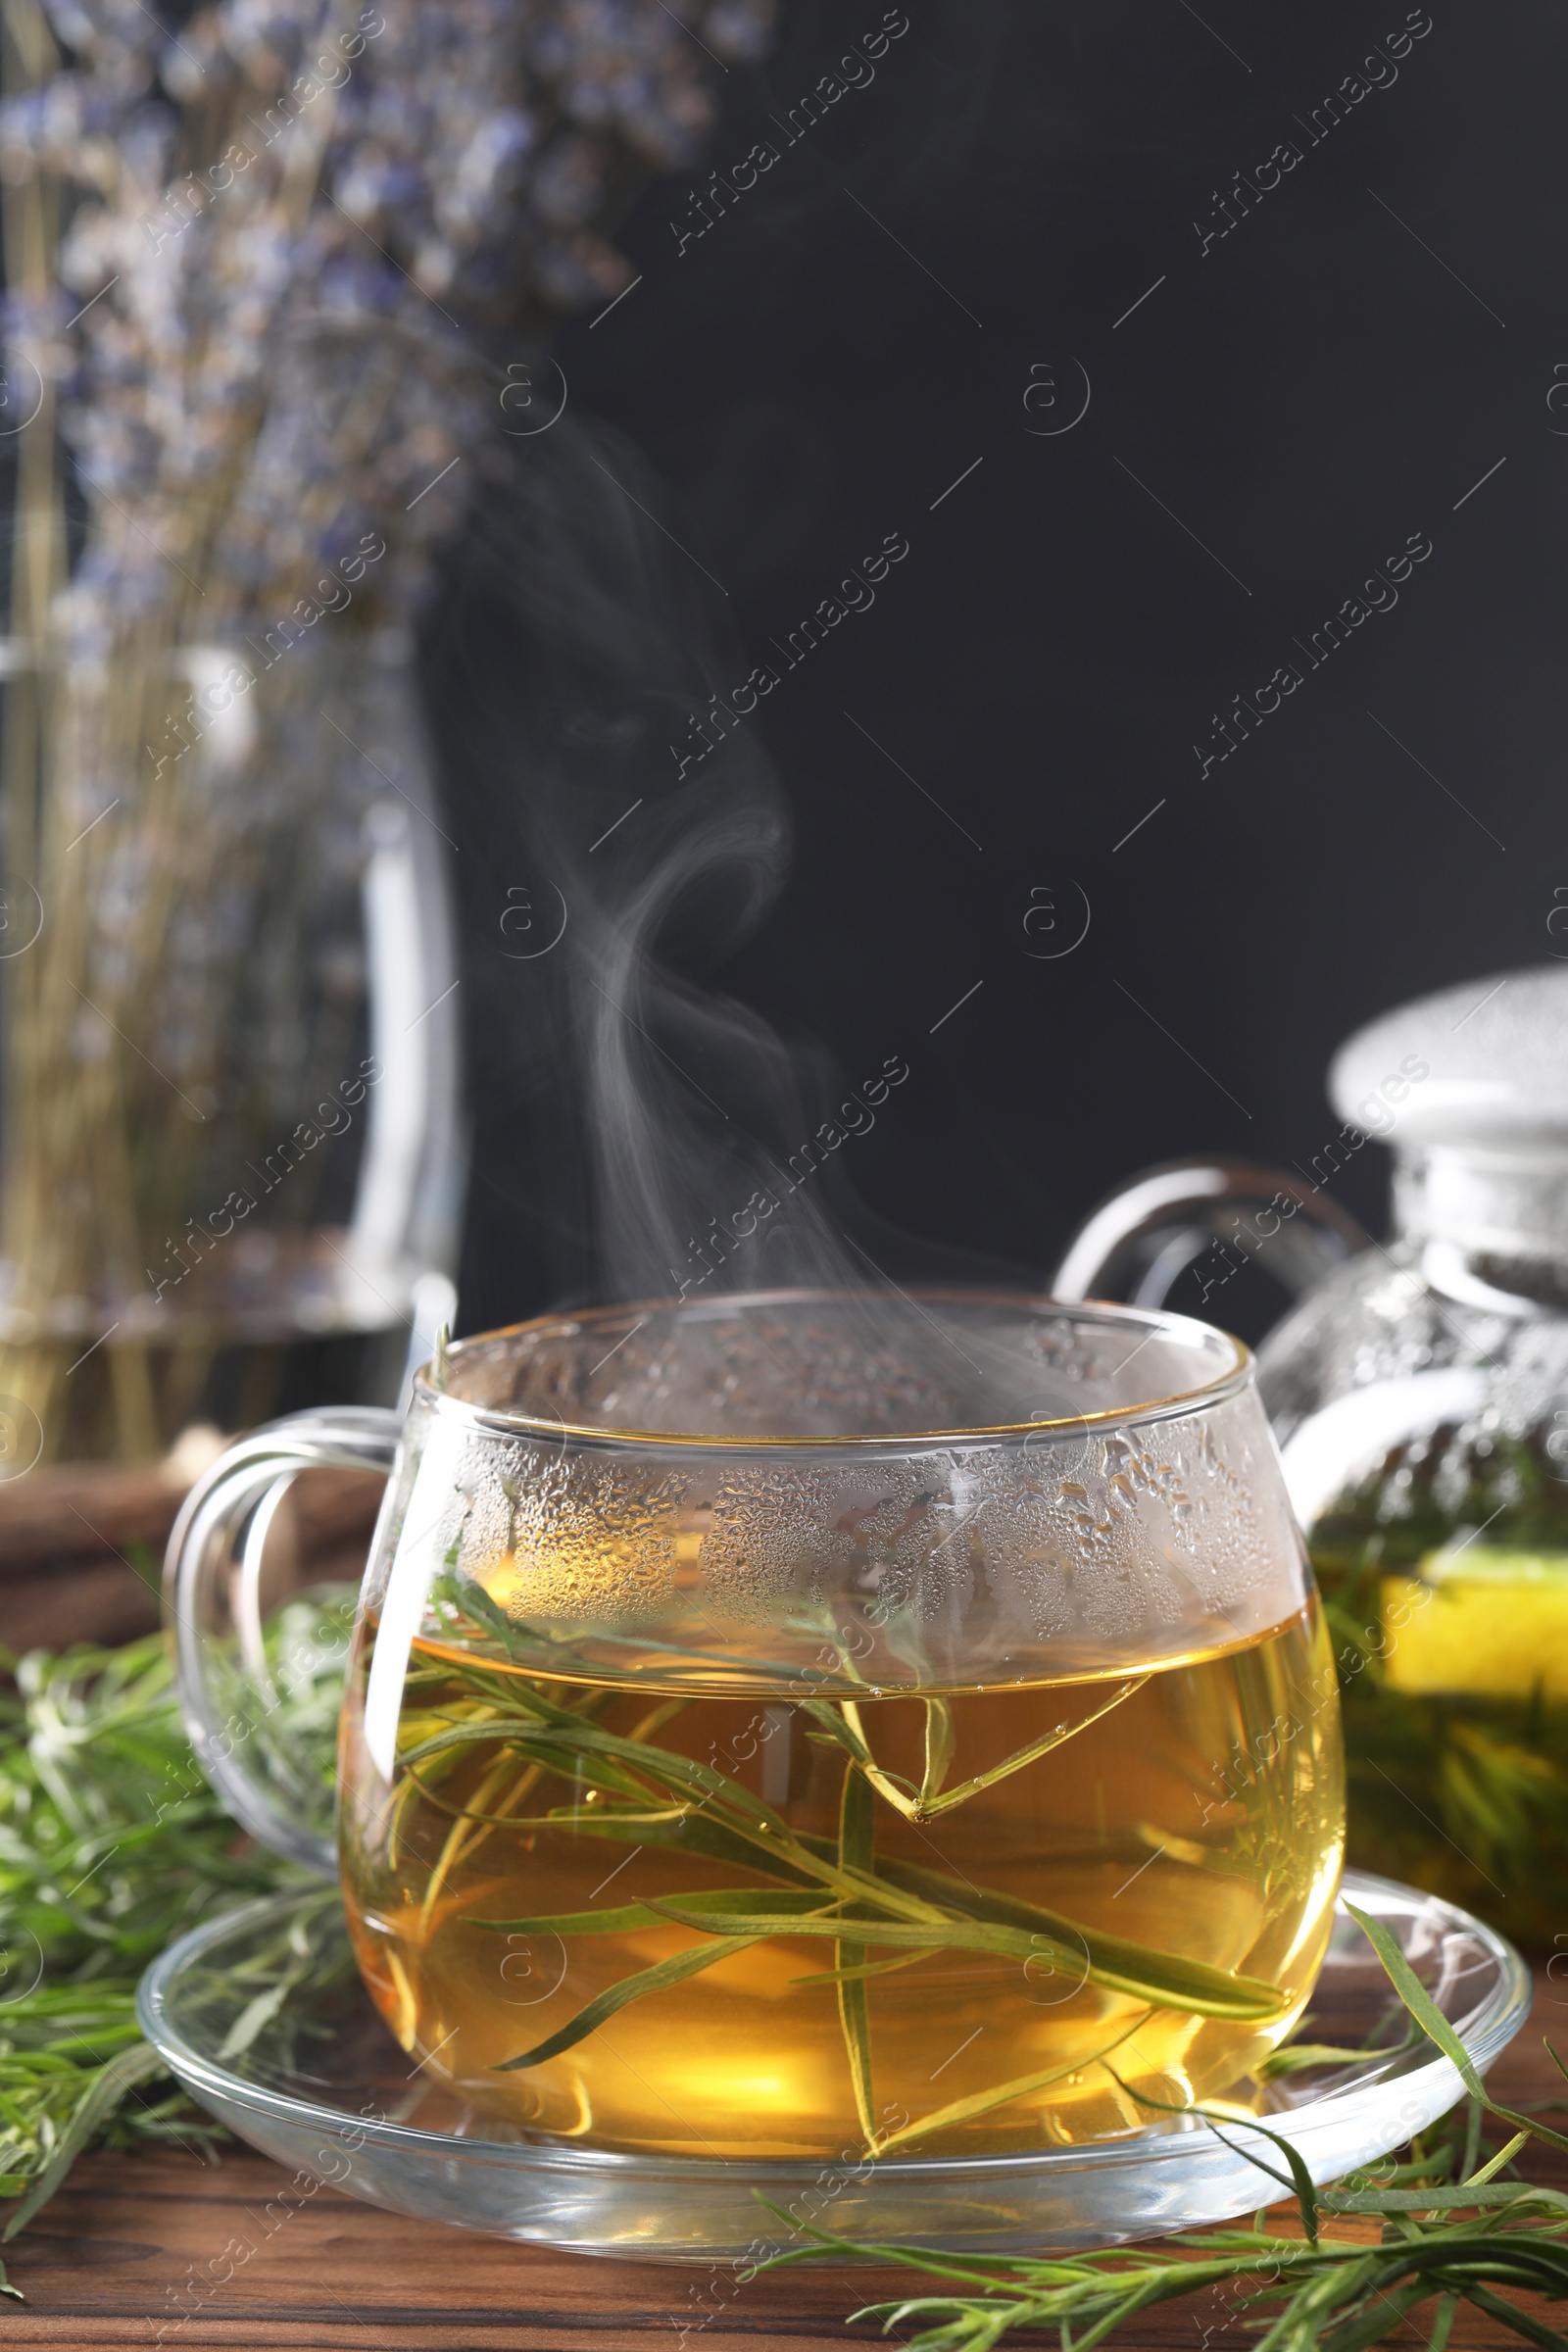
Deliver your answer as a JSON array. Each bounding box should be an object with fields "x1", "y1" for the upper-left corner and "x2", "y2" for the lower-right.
[{"x1": 5, "y1": 1960, "x2": 1564, "y2": 2350}]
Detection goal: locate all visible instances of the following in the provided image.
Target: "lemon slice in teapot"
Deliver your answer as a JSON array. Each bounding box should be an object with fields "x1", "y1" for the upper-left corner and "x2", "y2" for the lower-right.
[{"x1": 1381, "y1": 1547, "x2": 1568, "y2": 1701}]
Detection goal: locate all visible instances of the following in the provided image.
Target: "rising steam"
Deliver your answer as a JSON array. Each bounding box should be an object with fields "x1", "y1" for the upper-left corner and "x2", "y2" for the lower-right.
[{"x1": 422, "y1": 408, "x2": 892, "y2": 1317}]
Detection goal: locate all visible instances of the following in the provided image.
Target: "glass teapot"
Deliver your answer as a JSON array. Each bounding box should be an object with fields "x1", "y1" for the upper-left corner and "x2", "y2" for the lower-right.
[{"x1": 1054, "y1": 963, "x2": 1568, "y2": 1939}]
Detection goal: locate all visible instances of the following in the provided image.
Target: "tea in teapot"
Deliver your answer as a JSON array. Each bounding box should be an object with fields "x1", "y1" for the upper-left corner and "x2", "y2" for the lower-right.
[{"x1": 1058, "y1": 964, "x2": 1568, "y2": 1937}]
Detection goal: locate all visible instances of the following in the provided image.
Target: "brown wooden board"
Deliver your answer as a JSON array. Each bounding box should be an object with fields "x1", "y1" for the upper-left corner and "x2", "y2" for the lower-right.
[
  {"x1": 0, "y1": 1463, "x2": 383, "y2": 1653},
  {"x1": 4, "y1": 1962, "x2": 1565, "y2": 2349}
]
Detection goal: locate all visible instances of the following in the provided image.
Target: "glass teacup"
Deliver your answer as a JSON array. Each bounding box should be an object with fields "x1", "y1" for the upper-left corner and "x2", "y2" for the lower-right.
[{"x1": 168, "y1": 1291, "x2": 1344, "y2": 2165}]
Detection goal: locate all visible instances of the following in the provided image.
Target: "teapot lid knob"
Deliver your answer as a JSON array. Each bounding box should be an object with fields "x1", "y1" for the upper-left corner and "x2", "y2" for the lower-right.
[{"x1": 1329, "y1": 962, "x2": 1568, "y2": 1148}]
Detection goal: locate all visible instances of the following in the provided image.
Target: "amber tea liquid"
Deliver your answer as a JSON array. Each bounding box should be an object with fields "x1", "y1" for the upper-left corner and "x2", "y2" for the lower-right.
[{"x1": 340, "y1": 1600, "x2": 1343, "y2": 2160}]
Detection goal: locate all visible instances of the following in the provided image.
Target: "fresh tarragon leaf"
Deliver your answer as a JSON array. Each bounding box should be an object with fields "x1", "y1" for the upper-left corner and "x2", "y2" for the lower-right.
[
  {"x1": 837, "y1": 1763, "x2": 878, "y2": 2143},
  {"x1": 492, "y1": 1937, "x2": 761, "y2": 2071}
]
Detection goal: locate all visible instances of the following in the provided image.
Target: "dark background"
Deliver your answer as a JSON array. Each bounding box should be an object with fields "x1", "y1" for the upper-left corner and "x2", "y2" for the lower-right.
[{"x1": 435, "y1": 0, "x2": 1568, "y2": 1341}]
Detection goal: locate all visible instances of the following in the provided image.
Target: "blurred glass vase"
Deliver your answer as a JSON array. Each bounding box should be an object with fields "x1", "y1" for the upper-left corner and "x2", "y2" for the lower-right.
[{"x1": 0, "y1": 633, "x2": 463, "y2": 1470}]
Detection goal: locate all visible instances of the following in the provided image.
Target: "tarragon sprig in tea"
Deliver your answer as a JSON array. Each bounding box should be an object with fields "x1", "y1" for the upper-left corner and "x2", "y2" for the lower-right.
[{"x1": 408, "y1": 1578, "x2": 1289, "y2": 2151}]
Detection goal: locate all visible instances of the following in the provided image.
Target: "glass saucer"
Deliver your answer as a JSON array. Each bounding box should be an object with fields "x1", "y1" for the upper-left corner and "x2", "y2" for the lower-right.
[{"x1": 137, "y1": 1870, "x2": 1528, "y2": 2264}]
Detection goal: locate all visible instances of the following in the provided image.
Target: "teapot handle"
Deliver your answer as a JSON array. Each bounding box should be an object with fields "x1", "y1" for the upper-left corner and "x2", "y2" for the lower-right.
[{"x1": 1053, "y1": 1157, "x2": 1370, "y2": 1309}]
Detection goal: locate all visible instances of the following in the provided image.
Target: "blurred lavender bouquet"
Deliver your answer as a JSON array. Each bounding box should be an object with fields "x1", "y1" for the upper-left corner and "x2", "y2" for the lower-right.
[{"x1": 0, "y1": 0, "x2": 771, "y2": 1464}]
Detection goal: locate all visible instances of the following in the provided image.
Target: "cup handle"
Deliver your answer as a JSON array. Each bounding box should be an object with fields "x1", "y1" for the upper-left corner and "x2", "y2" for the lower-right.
[
  {"x1": 164, "y1": 1405, "x2": 402, "y2": 1879},
  {"x1": 1053, "y1": 1157, "x2": 1370, "y2": 1309}
]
